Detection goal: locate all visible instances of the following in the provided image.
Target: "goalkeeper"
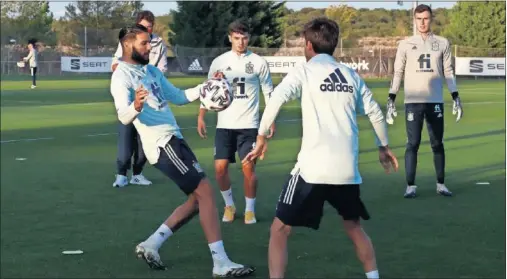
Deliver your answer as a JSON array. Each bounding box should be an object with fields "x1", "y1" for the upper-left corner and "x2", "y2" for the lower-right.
[{"x1": 386, "y1": 4, "x2": 463, "y2": 198}]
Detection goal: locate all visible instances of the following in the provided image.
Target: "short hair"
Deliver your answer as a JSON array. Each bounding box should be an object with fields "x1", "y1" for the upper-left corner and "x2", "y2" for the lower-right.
[
  {"x1": 119, "y1": 24, "x2": 149, "y2": 45},
  {"x1": 302, "y1": 17, "x2": 339, "y2": 56},
  {"x1": 228, "y1": 20, "x2": 249, "y2": 35},
  {"x1": 27, "y1": 38, "x2": 37, "y2": 46},
  {"x1": 136, "y1": 10, "x2": 155, "y2": 24},
  {"x1": 414, "y1": 4, "x2": 433, "y2": 16}
]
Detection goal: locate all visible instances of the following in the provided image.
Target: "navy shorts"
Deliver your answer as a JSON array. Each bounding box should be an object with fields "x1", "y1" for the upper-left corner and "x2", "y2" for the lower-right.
[
  {"x1": 214, "y1": 128, "x2": 257, "y2": 163},
  {"x1": 275, "y1": 169, "x2": 370, "y2": 230},
  {"x1": 154, "y1": 137, "x2": 206, "y2": 195}
]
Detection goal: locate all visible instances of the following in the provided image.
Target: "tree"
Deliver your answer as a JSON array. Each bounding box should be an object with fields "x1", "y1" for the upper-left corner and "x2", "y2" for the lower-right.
[
  {"x1": 1, "y1": 1, "x2": 54, "y2": 45},
  {"x1": 444, "y1": 1, "x2": 506, "y2": 49},
  {"x1": 325, "y1": 5, "x2": 357, "y2": 41},
  {"x1": 169, "y1": 1, "x2": 285, "y2": 48}
]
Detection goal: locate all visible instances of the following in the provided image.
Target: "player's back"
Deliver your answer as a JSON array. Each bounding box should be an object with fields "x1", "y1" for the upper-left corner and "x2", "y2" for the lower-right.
[{"x1": 295, "y1": 54, "x2": 365, "y2": 185}]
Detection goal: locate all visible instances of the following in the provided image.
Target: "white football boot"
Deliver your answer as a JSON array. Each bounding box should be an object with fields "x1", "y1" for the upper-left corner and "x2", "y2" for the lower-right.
[
  {"x1": 130, "y1": 173, "x2": 152, "y2": 186},
  {"x1": 437, "y1": 183, "x2": 453, "y2": 197},
  {"x1": 404, "y1": 185, "x2": 417, "y2": 198},
  {"x1": 212, "y1": 260, "x2": 255, "y2": 278},
  {"x1": 113, "y1": 174, "x2": 128, "y2": 188},
  {"x1": 135, "y1": 242, "x2": 166, "y2": 270}
]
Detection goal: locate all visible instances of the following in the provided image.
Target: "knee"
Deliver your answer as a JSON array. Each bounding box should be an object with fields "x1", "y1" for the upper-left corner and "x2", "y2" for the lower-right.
[
  {"x1": 242, "y1": 164, "x2": 257, "y2": 181},
  {"x1": 430, "y1": 141, "x2": 444, "y2": 153},
  {"x1": 215, "y1": 164, "x2": 228, "y2": 180},
  {"x1": 270, "y1": 218, "x2": 292, "y2": 238},
  {"x1": 406, "y1": 139, "x2": 421, "y2": 152}
]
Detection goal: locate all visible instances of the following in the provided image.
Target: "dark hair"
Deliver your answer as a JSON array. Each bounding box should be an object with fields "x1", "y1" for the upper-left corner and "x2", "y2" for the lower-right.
[
  {"x1": 302, "y1": 17, "x2": 339, "y2": 56},
  {"x1": 414, "y1": 4, "x2": 432, "y2": 16},
  {"x1": 119, "y1": 24, "x2": 149, "y2": 44},
  {"x1": 136, "y1": 10, "x2": 155, "y2": 24},
  {"x1": 27, "y1": 38, "x2": 37, "y2": 47},
  {"x1": 228, "y1": 20, "x2": 249, "y2": 35}
]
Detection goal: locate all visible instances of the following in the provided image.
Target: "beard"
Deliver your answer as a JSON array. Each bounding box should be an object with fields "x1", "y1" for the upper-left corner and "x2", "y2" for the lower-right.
[{"x1": 131, "y1": 47, "x2": 149, "y2": 65}]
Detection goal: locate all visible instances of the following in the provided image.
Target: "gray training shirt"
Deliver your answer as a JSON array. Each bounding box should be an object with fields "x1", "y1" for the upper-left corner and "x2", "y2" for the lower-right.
[{"x1": 389, "y1": 33, "x2": 458, "y2": 104}]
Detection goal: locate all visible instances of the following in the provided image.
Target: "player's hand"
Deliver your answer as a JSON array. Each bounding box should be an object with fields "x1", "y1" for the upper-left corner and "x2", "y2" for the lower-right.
[
  {"x1": 452, "y1": 97, "x2": 463, "y2": 122},
  {"x1": 112, "y1": 63, "x2": 119, "y2": 72},
  {"x1": 134, "y1": 84, "x2": 149, "y2": 112},
  {"x1": 267, "y1": 123, "x2": 276, "y2": 139},
  {"x1": 242, "y1": 135, "x2": 267, "y2": 164},
  {"x1": 378, "y1": 146, "x2": 398, "y2": 174},
  {"x1": 386, "y1": 98, "x2": 397, "y2": 125},
  {"x1": 197, "y1": 118, "x2": 207, "y2": 139},
  {"x1": 212, "y1": 71, "x2": 225, "y2": 79}
]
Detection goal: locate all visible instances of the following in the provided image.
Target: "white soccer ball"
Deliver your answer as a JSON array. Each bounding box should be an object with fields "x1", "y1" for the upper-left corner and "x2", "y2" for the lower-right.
[{"x1": 200, "y1": 78, "x2": 233, "y2": 112}]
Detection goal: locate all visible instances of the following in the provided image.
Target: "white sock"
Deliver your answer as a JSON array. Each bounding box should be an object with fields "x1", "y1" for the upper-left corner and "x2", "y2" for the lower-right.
[
  {"x1": 208, "y1": 240, "x2": 230, "y2": 263},
  {"x1": 366, "y1": 270, "x2": 379, "y2": 279},
  {"x1": 245, "y1": 197, "x2": 256, "y2": 212},
  {"x1": 221, "y1": 188, "x2": 235, "y2": 207},
  {"x1": 145, "y1": 224, "x2": 173, "y2": 250}
]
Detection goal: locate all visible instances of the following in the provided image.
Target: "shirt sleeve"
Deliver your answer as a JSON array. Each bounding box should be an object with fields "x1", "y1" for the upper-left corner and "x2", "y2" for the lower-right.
[
  {"x1": 24, "y1": 49, "x2": 33, "y2": 61},
  {"x1": 157, "y1": 45, "x2": 168, "y2": 73},
  {"x1": 355, "y1": 72, "x2": 389, "y2": 147},
  {"x1": 258, "y1": 66, "x2": 303, "y2": 136},
  {"x1": 388, "y1": 41, "x2": 407, "y2": 94},
  {"x1": 156, "y1": 67, "x2": 200, "y2": 106},
  {"x1": 258, "y1": 59, "x2": 274, "y2": 104},
  {"x1": 110, "y1": 73, "x2": 140, "y2": 125},
  {"x1": 442, "y1": 40, "x2": 458, "y2": 93}
]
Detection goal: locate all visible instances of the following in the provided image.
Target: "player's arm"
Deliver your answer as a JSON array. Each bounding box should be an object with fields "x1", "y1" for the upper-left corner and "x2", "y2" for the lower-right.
[
  {"x1": 111, "y1": 42, "x2": 122, "y2": 71},
  {"x1": 258, "y1": 59, "x2": 276, "y2": 137},
  {"x1": 23, "y1": 49, "x2": 33, "y2": 61},
  {"x1": 156, "y1": 44, "x2": 169, "y2": 74},
  {"x1": 442, "y1": 40, "x2": 459, "y2": 98},
  {"x1": 110, "y1": 75, "x2": 144, "y2": 125},
  {"x1": 388, "y1": 41, "x2": 407, "y2": 100},
  {"x1": 243, "y1": 67, "x2": 302, "y2": 163},
  {"x1": 160, "y1": 77, "x2": 201, "y2": 106},
  {"x1": 356, "y1": 74, "x2": 389, "y2": 147}
]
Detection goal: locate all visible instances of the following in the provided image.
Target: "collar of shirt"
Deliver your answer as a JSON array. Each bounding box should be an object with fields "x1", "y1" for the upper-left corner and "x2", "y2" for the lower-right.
[
  {"x1": 308, "y1": 53, "x2": 335, "y2": 64},
  {"x1": 228, "y1": 50, "x2": 252, "y2": 59}
]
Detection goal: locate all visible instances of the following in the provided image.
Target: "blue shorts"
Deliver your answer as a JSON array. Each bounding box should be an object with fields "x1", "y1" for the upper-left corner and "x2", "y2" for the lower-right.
[{"x1": 214, "y1": 128, "x2": 257, "y2": 163}]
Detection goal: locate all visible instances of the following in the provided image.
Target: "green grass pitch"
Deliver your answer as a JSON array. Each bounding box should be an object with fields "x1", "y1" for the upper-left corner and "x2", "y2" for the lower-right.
[{"x1": 1, "y1": 75, "x2": 505, "y2": 278}]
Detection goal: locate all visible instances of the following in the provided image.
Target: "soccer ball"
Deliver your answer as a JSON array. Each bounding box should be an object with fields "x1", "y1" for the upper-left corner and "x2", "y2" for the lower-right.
[{"x1": 200, "y1": 78, "x2": 233, "y2": 112}]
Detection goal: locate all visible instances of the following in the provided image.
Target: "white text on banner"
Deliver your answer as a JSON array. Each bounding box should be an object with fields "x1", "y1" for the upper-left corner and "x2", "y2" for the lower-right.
[{"x1": 61, "y1": 56, "x2": 113, "y2": 73}]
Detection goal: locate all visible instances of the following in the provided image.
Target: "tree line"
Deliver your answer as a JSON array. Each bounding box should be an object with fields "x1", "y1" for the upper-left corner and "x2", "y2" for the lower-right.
[{"x1": 1, "y1": 1, "x2": 505, "y2": 51}]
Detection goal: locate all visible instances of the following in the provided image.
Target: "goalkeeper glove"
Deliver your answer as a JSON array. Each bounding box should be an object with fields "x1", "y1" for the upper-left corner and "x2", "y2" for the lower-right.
[
  {"x1": 451, "y1": 92, "x2": 463, "y2": 122},
  {"x1": 386, "y1": 94, "x2": 397, "y2": 125}
]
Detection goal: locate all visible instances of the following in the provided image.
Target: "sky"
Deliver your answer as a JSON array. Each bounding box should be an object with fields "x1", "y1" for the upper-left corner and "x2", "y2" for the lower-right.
[{"x1": 48, "y1": 1, "x2": 457, "y2": 19}]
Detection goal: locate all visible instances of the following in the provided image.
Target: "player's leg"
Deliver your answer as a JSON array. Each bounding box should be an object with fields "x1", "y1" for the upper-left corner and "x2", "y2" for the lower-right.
[
  {"x1": 30, "y1": 67, "x2": 37, "y2": 88},
  {"x1": 214, "y1": 129, "x2": 238, "y2": 222},
  {"x1": 113, "y1": 122, "x2": 135, "y2": 187},
  {"x1": 138, "y1": 138, "x2": 255, "y2": 276},
  {"x1": 269, "y1": 169, "x2": 325, "y2": 278},
  {"x1": 327, "y1": 185, "x2": 378, "y2": 279},
  {"x1": 404, "y1": 103, "x2": 425, "y2": 198},
  {"x1": 130, "y1": 128, "x2": 152, "y2": 185},
  {"x1": 425, "y1": 103, "x2": 452, "y2": 196},
  {"x1": 237, "y1": 129, "x2": 259, "y2": 224}
]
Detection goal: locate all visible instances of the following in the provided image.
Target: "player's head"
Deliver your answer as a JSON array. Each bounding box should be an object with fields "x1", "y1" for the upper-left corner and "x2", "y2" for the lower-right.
[
  {"x1": 136, "y1": 10, "x2": 155, "y2": 34},
  {"x1": 27, "y1": 38, "x2": 37, "y2": 50},
  {"x1": 228, "y1": 20, "x2": 250, "y2": 54},
  {"x1": 414, "y1": 4, "x2": 432, "y2": 34},
  {"x1": 119, "y1": 24, "x2": 152, "y2": 65},
  {"x1": 302, "y1": 17, "x2": 339, "y2": 61}
]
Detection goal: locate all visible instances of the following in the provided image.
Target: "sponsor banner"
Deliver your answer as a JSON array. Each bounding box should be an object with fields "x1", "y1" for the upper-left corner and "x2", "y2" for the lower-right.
[
  {"x1": 61, "y1": 56, "x2": 113, "y2": 72},
  {"x1": 178, "y1": 57, "x2": 214, "y2": 74},
  {"x1": 263, "y1": 56, "x2": 306, "y2": 73},
  {"x1": 455, "y1": 57, "x2": 505, "y2": 76}
]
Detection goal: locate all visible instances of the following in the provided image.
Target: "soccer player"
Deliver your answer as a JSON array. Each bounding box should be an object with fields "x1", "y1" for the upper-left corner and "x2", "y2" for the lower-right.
[
  {"x1": 386, "y1": 4, "x2": 463, "y2": 198},
  {"x1": 110, "y1": 24, "x2": 254, "y2": 277},
  {"x1": 242, "y1": 18, "x2": 398, "y2": 279},
  {"x1": 23, "y1": 39, "x2": 39, "y2": 89},
  {"x1": 197, "y1": 20, "x2": 275, "y2": 225},
  {"x1": 111, "y1": 10, "x2": 168, "y2": 187}
]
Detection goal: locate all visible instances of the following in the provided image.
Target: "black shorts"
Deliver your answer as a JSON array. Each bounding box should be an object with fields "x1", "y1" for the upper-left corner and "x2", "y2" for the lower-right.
[
  {"x1": 275, "y1": 170, "x2": 370, "y2": 230},
  {"x1": 214, "y1": 128, "x2": 257, "y2": 163},
  {"x1": 154, "y1": 137, "x2": 206, "y2": 195}
]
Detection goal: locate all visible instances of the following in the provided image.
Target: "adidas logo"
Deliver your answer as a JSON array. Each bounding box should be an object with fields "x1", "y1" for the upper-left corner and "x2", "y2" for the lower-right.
[
  {"x1": 412, "y1": 45, "x2": 417, "y2": 50},
  {"x1": 320, "y1": 68, "x2": 354, "y2": 93},
  {"x1": 188, "y1": 59, "x2": 203, "y2": 71},
  {"x1": 225, "y1": 66, "x2": 232, "y2": 71}
]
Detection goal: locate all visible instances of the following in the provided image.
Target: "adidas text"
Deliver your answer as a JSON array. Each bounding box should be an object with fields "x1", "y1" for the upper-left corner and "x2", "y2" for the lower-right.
[{"x1": 320, "y1": 82, "x2": 353, "y2": 93}]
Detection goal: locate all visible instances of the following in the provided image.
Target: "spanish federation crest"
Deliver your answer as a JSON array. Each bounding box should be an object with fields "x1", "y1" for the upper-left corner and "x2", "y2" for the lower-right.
[
  {"x1": 407, "y1": 112, "x2": 414, "y2": 122},
  {"x1": 245, "y1": 62, "x2": 254, "y2": 74},
  {"x1": 432, "y1": 41, "x2": 439, "y2": 51}
]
